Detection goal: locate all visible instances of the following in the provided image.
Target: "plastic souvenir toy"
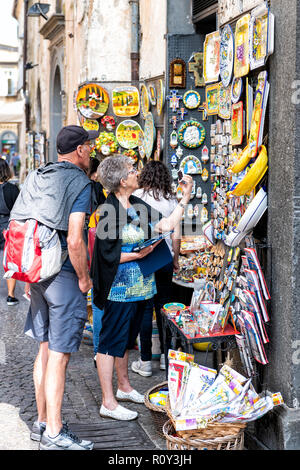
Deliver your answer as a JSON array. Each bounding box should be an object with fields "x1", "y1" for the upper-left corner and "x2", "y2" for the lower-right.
[
  {"x1": 178, "y1": 120, "x2": 206, "y2": 148},
  {"x1": 112, "y1": 86, "x2": 140, "y2": 118},
  {"x1": 183, "y1": 90, "x2": 201, "y2": 109},
  {"x1": 170, "y1": 130, "x2": 178, "y2": 149},
  {"x1": 231, "y1": 102, "x2": 244, "y2": 146},
  {"x1": 116, "y1": 119, "x2": 142, "y2": 149},
  {"x1": 206, "y1": 84, "x2": 219, "y2": 115},
  {"x1": 76, "y1": 83, "x2": 109, "y2": 119},
  {"x1": 234, "y1": 14, "x2": 251, "y2": 78},
  {"x1": 204, "y1": 31, "x2": 221, "y2": 83},
  {"x1": 220, "y1": 24, "x2": 234, "y2": 88},
  {"x1": 249, "y1": 3, "x2": 275, "y2": 70},
  {"x1": 231, "y1": 77, "x2": 243, "y2": 104},
  {"x1": 140, "y1": 84, "x2": 150, "y2": 119}
]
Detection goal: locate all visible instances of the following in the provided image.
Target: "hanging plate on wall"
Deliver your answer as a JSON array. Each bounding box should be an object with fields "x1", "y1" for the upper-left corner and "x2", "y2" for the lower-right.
[
  {"x1": 249, "y1": 3, "x2": 275, "y2": 70},
  {"x1": 157, "y1": 79, "x2": 165, "y2": 116},
  {"x1": 148, "y1": 84, "x2": 157, "y2": 106},
  {"x1": 234, "y1": 14, "x2": 251, "y2": 78},
  {"x1": 219, "y1": 24, "x2": 234, "y2": 88},
  {"x1": 116, "y1": 119, "x2": 143, "y2": 149},
  {"x1": 231, "y1": 77, "x2": 243, "y2": 104},
  {"x1": 219, "y1": 84, "x2": 231, "y2": 120},
  {"x1": 179, "y1": 155, "x2": 202, "y2": 175},
  {"x1": 140, "y1": 84, "x2": 150, "y2": 119},
  {"x1": 203, "y1": 31, "x2": 221, "y2": 84},
  {"x1": 76, "y1": 83, "x2": 109, "y2": 119},
  {"x1": 143, "y1": 112, "x2": 156, "y2": 159},
  {"x1": 112, "y1": 86, "x2": 140, "y2": 118},
  {"x1": 178, "y1": 120, "x2": 206, "y2": 148},
  {"x1": 183, "y1": 90, "x2": 201, "y2": 109}
]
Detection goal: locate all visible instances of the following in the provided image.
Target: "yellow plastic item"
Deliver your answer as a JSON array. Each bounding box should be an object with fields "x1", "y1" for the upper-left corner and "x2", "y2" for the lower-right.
[
  {"x1": 228, "y1": 145, "x2": 268, "y2": 197},
  {"x1": 228, "y1": 144, "x2": 251, "y2": 174},
  {"x1": 193, "y1": 342, "x2": 212, "y2": 352}
]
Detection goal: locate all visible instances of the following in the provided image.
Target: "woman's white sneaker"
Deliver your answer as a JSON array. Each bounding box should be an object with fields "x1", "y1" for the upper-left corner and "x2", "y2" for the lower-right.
[
  {"x1": 100, "y1": 404, "x2": 138, "y2": 421},
  {"x1": 131, "y1": 359, "x2": 152, "y2": 377}
]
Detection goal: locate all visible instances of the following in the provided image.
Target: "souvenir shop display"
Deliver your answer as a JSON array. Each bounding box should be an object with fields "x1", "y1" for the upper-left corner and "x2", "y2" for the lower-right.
[
  {"x1": 234, "y1": 14, "x2": 251, "y2": 78},
  {"x1": 231, "y1": 77, "x2": 243, "y2": 104},
  {"x1": 148, "y1": 84, "x2": 157, "y2": 106},
  {"x1": 115, "y1": 119, "x2": 142, "y2": 149},
  {"x1": 179, "y1": 155, "x2": 202, "y2": 175},
  {"x1": 140, "y1": 83, "x2": 150, "y2": 119},
  {"x1": 188, "y1": 52, "x2": 205, "y2": 87},
  {"x1": 82, "y1": 119, "x2": 99, "y2": 131},
  {"x1": 101, "y1": 115, "x2": 116, "y2": 131},
  {"x1": 122, "y1": 149, "x2": 138, "y2": 164},
  {"x1": 218, "y1": 84, "x2": 231, "y2": 120},
  {"x1": 177, "y1": 107, "x2": 188, "y2": 121},
  {"x1": 203, "y1": 31, "x2": 221, "y2": 84},
  {"x1": 248, "y1": 71, "x2": 270, "y2": 159},
  {"x1": 178, "y1": 120, "x2": 206, "y2": 149},
  {"x1": 201, "y1": 146, "x2": 209, "y2": 163},
  {"x1": 95, "y1": 131, "x2": 118, "y2": 155},
  {"x1": 183, "y1": 90, "x2": 201, "y2": 109},
  {"x1": 206, "y1": 84, "x2": 219, "y2": 115},
  {"x1": 157, "y1": 79, "x2": 165, "y2": 116},
  {"x1": 219, "y1": 24, "x2": 234, "y2": 88},
  {"x1": 143, "y1": 111, "x2": 156, "y2": 159},
  {"x1": 169, "y1": 130, "x2": 178, "y2": 149},
  {"x1": 167, "y1": 90, "x2": 182, "y2": 113},
  {"x1": 76, "y1": 83, "x2": 109, "y2": 119},
  {"x1": 169, "y1": 58, "x2": 186, "y2": 88},
  {"x1": 112, "y1": 86, "x2": 140, "y2": 117},
  {"x1": 249, "y1": 2, "x2": 275, "y2": 71},
  {"x1": 231, "y1": 102, "x2": 244, "y2": 146}
]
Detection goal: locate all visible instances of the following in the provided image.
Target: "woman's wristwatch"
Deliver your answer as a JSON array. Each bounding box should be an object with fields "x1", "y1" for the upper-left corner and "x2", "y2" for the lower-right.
[{"x1": 178, "y1": 201, "x2": 187, "y2": 209}]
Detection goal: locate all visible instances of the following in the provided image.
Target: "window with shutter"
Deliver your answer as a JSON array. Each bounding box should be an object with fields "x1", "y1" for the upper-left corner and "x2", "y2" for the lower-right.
[{"x1": 192, "y1": 0, "x2": 218, "y2": 23}]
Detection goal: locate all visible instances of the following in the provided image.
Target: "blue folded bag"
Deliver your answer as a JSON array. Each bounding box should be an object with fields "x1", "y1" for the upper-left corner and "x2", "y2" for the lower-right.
[{"x1": 137, "y1": 239, "x2": 173, "y2": 277}]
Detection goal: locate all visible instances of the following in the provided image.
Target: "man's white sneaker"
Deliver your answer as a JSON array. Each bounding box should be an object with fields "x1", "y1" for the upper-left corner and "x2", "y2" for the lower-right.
[
  {"x1": 99, "y1": 404, "x2": 138, "y2": 421},
  {"x1": 131, "y1": 359, "x2": 152, "y2": 377},
  {"x1": 160, "y1": 354, "x2": 166, "y2": 371},
  {"x1": 116, "y1": 389, "x2": 145, "y2": 404}
]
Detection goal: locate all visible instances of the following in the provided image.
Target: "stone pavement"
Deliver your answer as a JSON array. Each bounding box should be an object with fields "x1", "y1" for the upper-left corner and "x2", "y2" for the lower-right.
[{"x1": 0, "y1": 268, "x2": 168, "y2": 451}]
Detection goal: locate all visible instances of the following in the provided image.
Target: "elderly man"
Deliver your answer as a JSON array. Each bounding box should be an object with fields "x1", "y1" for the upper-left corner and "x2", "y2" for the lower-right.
[{"x1": 10, "y1": 125, "x2": 98, "y2": 450}]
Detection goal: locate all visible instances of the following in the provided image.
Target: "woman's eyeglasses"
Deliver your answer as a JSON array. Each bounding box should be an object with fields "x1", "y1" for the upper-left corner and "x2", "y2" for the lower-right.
[{"x1": 127, "y1": 168, "x2": 137, "y2": 175}]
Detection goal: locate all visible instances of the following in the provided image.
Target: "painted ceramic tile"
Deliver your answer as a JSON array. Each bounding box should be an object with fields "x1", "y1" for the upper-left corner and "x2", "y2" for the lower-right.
[
  {"x1": 231, "y1": 101, "x2": 244, "y2": 146},
  {"x1": 112, "y1": 86, "x2": 140, "y2": 118},
  {"x1": 116, "y1": 119, "x2": 143, "y2": 149},
  {"x1": 178, "y1": 120, "x2": 206, "y2": 149},
  {"x1": 183, "y1": 90, "x2": 201, "y2": 109},
  {"x1": 220, "y1": 24, "x2": 234, "y2": 88},
  {"x1": 249, "y1": 4, "x2": 275, "y2": 70},
  {"x1": 219, "y1": 84, "x2": 231, "y2": 120},
  {"x1": 206, "y1": 84, "x2": 219, "y2": 115},
  {"x1": 179, "y1": 155, "x2": 202, "y2": 175},
  {"x1": 76, "y1": 83, "x2": 109, "y2": 119},
  {"x1": 204, "y1": 31, "x2": 221, "y2": 84},
  {"x1": 234, "y1": 14, "x2": 250, "y2": 78}
]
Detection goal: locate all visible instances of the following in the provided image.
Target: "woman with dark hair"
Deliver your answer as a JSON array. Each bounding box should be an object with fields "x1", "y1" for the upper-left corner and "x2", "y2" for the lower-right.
[
  {"x1": 0, "y1": 158, "x2": 20, "y2": 305},
  {"x1": 131, "y1": 160, "x2": 181, "y2": 376},
  {"x1": 87, "y1": 156, "x2": 106, "y2": 212},
  {"x1": 91, "y1": 155, "x2": 192, "y2": 421}
]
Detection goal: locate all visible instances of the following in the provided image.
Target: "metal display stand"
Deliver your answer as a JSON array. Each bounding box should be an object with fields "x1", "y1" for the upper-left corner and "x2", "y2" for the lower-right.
[{"x1": 161, "y1": 309, "x2": 239, "y2": 379}]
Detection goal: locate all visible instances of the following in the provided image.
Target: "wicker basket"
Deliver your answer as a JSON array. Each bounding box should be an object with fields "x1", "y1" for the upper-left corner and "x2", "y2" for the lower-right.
[
  {"x1": 163, "y1": 419, "x2": 245, "y2": 450},
  {"x1": 144, "y1": 381, "x2": 168, "y2": 438}
]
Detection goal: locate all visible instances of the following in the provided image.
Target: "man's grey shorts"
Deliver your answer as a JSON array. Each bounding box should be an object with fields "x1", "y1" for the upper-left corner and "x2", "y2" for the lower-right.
[{"x1": 24, "y1": 270, "x2": 87, "y2": 353}]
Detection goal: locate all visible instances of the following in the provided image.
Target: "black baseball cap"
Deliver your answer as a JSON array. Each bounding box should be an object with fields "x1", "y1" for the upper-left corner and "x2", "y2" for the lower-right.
[{"x1": 56, "y1": 125, "x2": 100, "y2": 155}]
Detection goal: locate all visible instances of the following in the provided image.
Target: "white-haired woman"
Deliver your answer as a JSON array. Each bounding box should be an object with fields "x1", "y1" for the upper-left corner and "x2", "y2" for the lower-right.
[{"x1": 91, "y1": 155, "x2": 192, "y2": 421}]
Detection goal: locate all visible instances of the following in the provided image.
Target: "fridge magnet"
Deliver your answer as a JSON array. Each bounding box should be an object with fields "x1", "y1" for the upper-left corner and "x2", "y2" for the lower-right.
[
  {"x1": 179, "y1": 155, "x2": 202, "y2": 175},
  {"x1": 231, "y1": 102, "x2": 244, "y2": 146},
  {"x1": 201, "y1": 207, "x2": 209, "y2": 224},
  {"x1": 220, "y1": 24, "x2": 234, "y2": 88},
  {"x1": 148, "y1": 84, "x2": 157, "y2": 106},
  {"x1": 203, "y1": 31, "x2": 221, "y2": 84},
  {"x1": 196, "y1": 187, "x2": 202, "y2": 199},
  {"x1": 206, "y1": 84, "x2": 219, "y2": 115},
  {"x1": 201, "y1": 193, "x2": 208, "y2": 205},
  {"x1": 116, "y1": 119, "x2": 143, "y2": 149},
  {"x1": 219, "y1": 84, "x2": 231, "y2": 119},
  {"x1": 171, "y1": 168, "x2": 178, "y2": 180},
  {"x1": 143, "y1": 112, "x2": 156, "y2": 159},
  {"x1": 169, "y1": 58, "x2": 186, "y2": 88},
  {"x1": 140, "y1": 84, "x2": 150, "y2": 119},
  {"x1": 231, "y1": 77, "x2": 243, "y2": 104},
  {"x1": 234, "y1": 14, "x2": 251, "y2": 78},
  {"x1": 166, "y1": 90, "x2": 182, "y2": 113},
  {"x1": 201, "y1": 145, "x2": 209, "y2": 163},
  {"x1": 178, "y1": 119, "x2": 206, "y2": 148},
  {"x1": 201, "y1": 167, "x2": 209, "y2": 182},
  {"x1": 76, "y1": 83, "x2": 109, "y2": 119},
  {"x1": 112, "y1": 86, "x2": 140, "y2": 118},
  {"x1": 101, "y1": 115, "x2": 116, "y2": 131},
  {"x1": 157, "y1": 79, "x2": 165, "y2": 116},
  {"x1": 170, "y1": 153, "x2": 178, "y2": 167},
  {"x1": 170, "y1": 130, "x2": 178, "y2": 149},
  {"x1": 176, "y1": 146, "x2": 183, "y2": 158},
  {"x1": 188, "y1": 52, "x2": 205, "y2": 87},
  {"x1": 249, "y1": 3, "x2": 275, "y2": 70},
  {"x1": 183, "y1": 90, "x2": 201, "y2": 109},
  {"x1": 193, "y1": 205, "x2": 199, "y2": 217},
  {"x1": 169, "y1": 115, "x2": 179, "y2": 130},
  {"x1": 177, "y1": 107, "x2": 188, "y2": 121}
]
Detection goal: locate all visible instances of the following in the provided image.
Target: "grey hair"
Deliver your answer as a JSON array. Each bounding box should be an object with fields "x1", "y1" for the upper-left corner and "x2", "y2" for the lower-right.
[{"x1": 97, "y1": 154, "x2": 132, "y2": 192}]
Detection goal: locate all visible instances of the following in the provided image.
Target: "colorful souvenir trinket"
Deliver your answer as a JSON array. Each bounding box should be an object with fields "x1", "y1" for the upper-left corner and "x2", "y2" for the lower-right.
[
  {"x1": 206, "y1": 84, "x2": 219, "y2": 115},
  {"x1": 76, "y1": 83, "x2": 109, "y2": 119},
  {"x1": 188, "y1": 52, "x2": 205, "y2": 87},
  {"x1": 148, "y1": 84, "x2": 157, "y2": 106},
  {"x1": 219, "y1": 84, "x2": 231, "y2": 120},
  {"x1": 201, "y1": 146, "x2": 209, "y2": 163},
  {"x1": 248, "y1": 71, "x2": 269, "y2": 159},
  {"x1": 170, "y1": 130, "x2": 178, "y2": 149},
  {"x1": 231, "y1": 102, "x2": 244, "y2": 146},
  {"x1": 169, "y1": 58, "x2": 186, "y2": 88},
  {"x1": 183, "y1": 90, "x2": 201, "y2": 109},
  {"x1": 140, "y1": 84, "x2": 150, "y2": 119},
  {"x1": 157, "y1": 79, "x2": 165, "y2": 116},
  {"x1": 220, "y1": 24, "x2": 234, "y2": 88},
  {"x1": 178, "y1": 120, "x2": 206, "y2": 148},
  {"x1": 204, "y1": 31, "x2": 221, "y2": 84},
  {"x1": 101, "y1": 115, "x2": 116, "y2": 131},
  {"x1": 234, "y1": 14, "x2": 251, "y2": 78},
  {"x1": 249, "y1": 3, "x2": 274, "y2": 70},
  {"x1": 169, "y1": 115, "x2": 179, "y2": 129},
  {"x1": 112, "y1": 86, "x2": 140, "y2": 118},
  {"x1": 166, "y1": 90, "x2": 182, "y2": 113},
  {"x1": 231, "y1": 77, "x2": 243, "y2": 104},
  {"x1": 196, "y1": 187, "x2": 202, "y2": 199},
  {"x1": 177, "y1": 107, "x2": 188, "y2": 121},
  {"x1": 179, "y1": 155, "x2": 202, "y2": 175},
  {"x1": 201, "y1": 167, "x2": 209, "y2": 182},
  {"x1": 201, "y1": 207, "x2": 209, "y2": 224},
  {"x1": 82, "y1": 119, "x2": 99, "y2": 132},
  {"x1": 143, "y1": 112, "x2": 156, "y2": 159}
]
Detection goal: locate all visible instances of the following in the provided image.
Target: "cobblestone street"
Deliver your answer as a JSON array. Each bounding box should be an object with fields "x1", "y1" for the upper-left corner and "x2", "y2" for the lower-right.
[{"x1": 0, "y1": 261, "x2": 167, "y2": 451}]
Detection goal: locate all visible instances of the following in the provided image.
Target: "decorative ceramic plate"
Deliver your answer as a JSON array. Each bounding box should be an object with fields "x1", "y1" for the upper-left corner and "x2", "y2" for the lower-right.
[
  {"x1": 76, "y1": 83, "x2": 109, "y2": 119},
  {"x1": 143, "y1": 112, "x2": 156, "y2": 158},
  {"x1": 220, "y1": 24, "x2": 234, "y2": 88},
  {"x1": 178, "y1": 120, "x2": 206, "y2": 148},
  {"x1": 249, "y1": 4, "x2": 274, "y2": 70},
  {"x1": 157, "y1": 79, "x2": 165, "y2": 116},
  {"x1": 163, "y1": 302, "x2": 186, "y2": 312},
  {"x1": 140, "y1": 84, "x2": 150, "y2": 119},
  {"x1": 148, "y1": 84, "x2": 157, "y2": 106},
  {"x1": 234, "y1": 14, "x2": 250, "y2": 78},
  {"x1": 203, "y1": 31, "x2": 221, "y2": 84},
  {"x1": 231, "y1": 102, "x2": 244, "y2": 146},
  {"x1": 112, "y1": 86, "x2": 140, "y2": 118},
  {"x1": 179, "y1": 155, "x2": 202, "y2": 174},
  {"x1": 116, "y1": 119, "x2": 143, "y2": 149},
  {"x1": 183, "y1": 90, "x2": 201, "y2": 109},
  {"x1": 219, "y1": 84, "x2": 231, "y2": 120},
  {"x1": 206, "y1": 84, "x2": 219, "y2": 115},
  {"x1": 231, "y1": 77, "x2": 243, "y2": 103},
  {"x1": 82, "y1": 119, "x2": 99, "y2": 132}
]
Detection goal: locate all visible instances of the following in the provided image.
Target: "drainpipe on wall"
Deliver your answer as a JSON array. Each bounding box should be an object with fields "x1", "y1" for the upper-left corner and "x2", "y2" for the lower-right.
[
  {"x1": 23, "y1": 0, "x2": 30, "y2": 132},
  {"x1": 129, "y1": 0, "x2": 140, "y2": 84}
]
